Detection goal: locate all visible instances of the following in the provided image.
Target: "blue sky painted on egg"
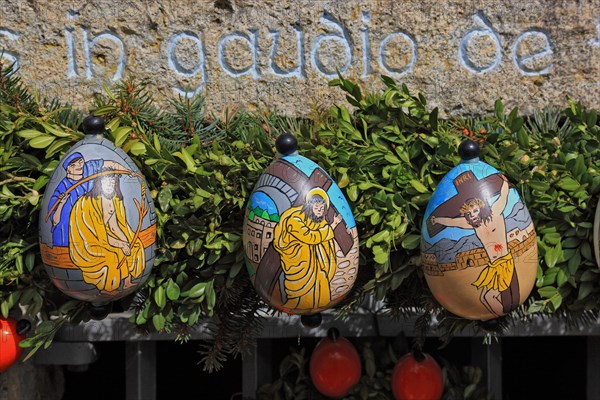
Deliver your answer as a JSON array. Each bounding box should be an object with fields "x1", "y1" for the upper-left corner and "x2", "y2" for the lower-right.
[{"x1": 422, "y1": 159, "x2": 521, "y2": 245}]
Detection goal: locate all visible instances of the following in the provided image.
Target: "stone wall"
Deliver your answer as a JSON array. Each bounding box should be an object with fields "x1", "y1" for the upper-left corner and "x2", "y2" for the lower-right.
[
  {"x1": 0, "y1": 362, "x2": 64, "y2": 400},
  {"x1": 1, "y1": 0, "x2": 599, "y2": 116}
]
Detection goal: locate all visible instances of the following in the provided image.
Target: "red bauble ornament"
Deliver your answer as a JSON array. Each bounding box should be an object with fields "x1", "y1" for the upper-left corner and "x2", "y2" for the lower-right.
[
  {"x1": 309, "y1": 328, "x2": 362, "y2": 398},
  {"x1": 0, "y1": 318, "x2": 26, "y2": 373},
  {"x1": 391, "y1": 351, "x2": 444, "y2": 400}
]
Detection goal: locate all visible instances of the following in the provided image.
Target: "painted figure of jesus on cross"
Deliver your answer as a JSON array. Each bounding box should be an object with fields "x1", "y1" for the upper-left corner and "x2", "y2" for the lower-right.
[{"x1": 427, "y1": 170, "x2": 520, "y2": 317}]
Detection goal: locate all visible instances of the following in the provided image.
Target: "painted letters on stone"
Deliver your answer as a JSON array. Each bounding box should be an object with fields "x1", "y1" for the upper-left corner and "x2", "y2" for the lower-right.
[{"x1": 4, "y1": 2, "x2": 598, "y2": 117}]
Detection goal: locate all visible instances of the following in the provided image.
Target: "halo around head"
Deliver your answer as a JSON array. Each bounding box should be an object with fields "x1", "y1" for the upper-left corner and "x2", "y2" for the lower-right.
[{"x1": 305, "y1": 187, "x2": 330, "y2": 209}]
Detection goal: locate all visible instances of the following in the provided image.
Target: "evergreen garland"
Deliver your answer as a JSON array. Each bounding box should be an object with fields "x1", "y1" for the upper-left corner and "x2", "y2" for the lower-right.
[
  {"x1": 0, "y1": 59, "x2": 37, "y2": 113},
  {"x1": 200, "y1": 275, "x2": 265, "y2": 372},
  {"x1": 1, "y1": 62, "x2": 600, "y2": 373}
]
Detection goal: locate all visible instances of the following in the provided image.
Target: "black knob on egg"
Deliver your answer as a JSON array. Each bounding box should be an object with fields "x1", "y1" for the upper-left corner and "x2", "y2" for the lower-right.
[
  {"x1": 275, "y1": 133, "x2": 298, "y2": 156},
  {"x1": 82, "y1": 115, "x2": 106, "y2": 136},
  {"x1": 458, "y1": 139, "x2": 480, "y2": 160}
]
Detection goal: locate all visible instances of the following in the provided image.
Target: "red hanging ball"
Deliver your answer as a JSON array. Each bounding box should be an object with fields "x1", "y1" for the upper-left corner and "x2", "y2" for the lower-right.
[
  {"x1": 0, "y1": 317, "x2": 26, "y2": 373},
  {"x1": 309, "y1": 328, "x2": 362, "y2": 398},
  {"x1": 391, "y1": 351, "x2": 444, "y2": 400}
]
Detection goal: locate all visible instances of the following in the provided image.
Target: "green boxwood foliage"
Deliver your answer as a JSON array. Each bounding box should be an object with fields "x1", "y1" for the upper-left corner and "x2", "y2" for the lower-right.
[{"x1": 1, "y1": 60, "x2": 600, "y2": 368}]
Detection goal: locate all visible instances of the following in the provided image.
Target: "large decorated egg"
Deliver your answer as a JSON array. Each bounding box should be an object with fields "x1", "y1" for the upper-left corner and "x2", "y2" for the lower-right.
[
  {"x1": 420, "y1": 140, "x2": 537, "y2": 320},
  {"x1": 39, "y1": 115, "x2": 156, "y2": 306},
  {"x1": 243, "y1": 134, "x2": 359, "y2": 315}
]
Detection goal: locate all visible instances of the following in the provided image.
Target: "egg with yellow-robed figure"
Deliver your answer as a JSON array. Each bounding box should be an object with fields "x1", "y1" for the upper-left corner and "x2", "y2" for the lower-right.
[
  {"x1": 421, "y1": 140, "x2": 538, "y2": 320},
  {"x1": 39, "y1": 115, "x2": 156, "y2": 308},
  {"x1": 243, "y1": 133, "x2": 359, "y2": 318}
]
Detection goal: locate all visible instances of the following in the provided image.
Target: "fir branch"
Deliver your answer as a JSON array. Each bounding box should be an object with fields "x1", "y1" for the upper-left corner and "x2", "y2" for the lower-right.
[
  {"x1": 93, "y1": 77, "x2": 180, "y2": 146},
  {"x1": 0, "y1": 59, "x2": 37, "y2": 113},
  {"x1": 412, "y1": 311, "x2": 433, "y2": 350},
  {"x1": 435, "y1": 313, "x2": 479, "y2": 347},
  {"x1": 169, "y1": 95, "x2": 221, "y2": 144},
  {"x1": 199, "y1": 274, "x2": 265, "y2": 372},
  {"x1": 42, "y1": 98, "x2": 85, "y2": 131}
]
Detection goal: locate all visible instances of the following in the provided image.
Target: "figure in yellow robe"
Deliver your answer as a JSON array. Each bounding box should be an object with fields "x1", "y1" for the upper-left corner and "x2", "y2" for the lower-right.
[
  {"x1": 68, "y1": 171, "x2": 145, "y2": 293},
  {"x1": 273, "y1": 188, "x2": 342, "y2": 311}
]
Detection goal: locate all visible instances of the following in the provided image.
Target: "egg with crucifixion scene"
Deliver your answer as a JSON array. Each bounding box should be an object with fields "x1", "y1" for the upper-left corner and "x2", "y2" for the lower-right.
[
  {"x1": 39, "y1": 115, "x2": 157, "y2": 310},
  {"x1": 420, "y1": 140, "x2": 538, "y2": 320},
  {"x1": 242, "y1": 133, "x2": 359, "y2": 320}
]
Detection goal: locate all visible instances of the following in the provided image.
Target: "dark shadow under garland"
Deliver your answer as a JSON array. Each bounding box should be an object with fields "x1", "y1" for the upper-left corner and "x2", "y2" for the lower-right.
[
  {"x1": 1, "y1": 61, "x2": 600, "y2": 370},
  {"x1": 256, "y1": 334, "x2": 493, "y2": 400}
]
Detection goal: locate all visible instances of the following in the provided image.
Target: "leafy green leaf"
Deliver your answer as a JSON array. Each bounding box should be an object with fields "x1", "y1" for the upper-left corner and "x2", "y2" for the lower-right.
[
  {"x1": 187, "y1": 283, "x2": 206, "y2": 298},
  {"x1": 557, "y1": 177, "x2": 581, "y2": 192},
  {"x1": 173, "y1": 147, "x2": 196, "y2": 172},
  {"x1": 544, "y1": 243, "x2": 562, "y2": 268},
  {"x1": 113, "y1": 126, "x2": 132, "y2": 147},
  {"x1": 409, "y1": 179, "x2": 428, "y2": 194},
  {"x1": 158, "y1": 187, "x2": 172, "y2": 212},
  {"x1": 41, "y1": 122, "x2": 71, "y2": 137},
  {"x1": 16, "y1": 129, "x2": 44, "y2": 139},
  {"x1": 401, "y1": 234, "x2": 421, "y2": 250},
  {"x1": 166, "y1": 279, "x2": 180, "y2": 301},
  {"x1": 152, "y1": 314, "x2": 166, "y2": 331},
  {"x1": 538, "y1": 286, "x2": 557, "y2": 299},
  {"x1": 29, "y1": 135, "x2": 55, "y2": 148},
  {"x1": 130, "y1": 140, "x2": 146, "y2": 156},
  {"x1": 494, "y1": 99, "x2": 504, "y2": 119},
  {"x1": 154, "y1": 286, "x2": 166, "y2": 309},
  {"x1": 578, "y1": 282, "x2": 594, "y2": 301}
]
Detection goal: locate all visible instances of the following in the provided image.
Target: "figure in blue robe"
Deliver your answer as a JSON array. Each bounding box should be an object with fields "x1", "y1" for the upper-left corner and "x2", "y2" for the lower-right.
[{"x1": 47, "y1": 152, "x2": 124, "y2": 247}]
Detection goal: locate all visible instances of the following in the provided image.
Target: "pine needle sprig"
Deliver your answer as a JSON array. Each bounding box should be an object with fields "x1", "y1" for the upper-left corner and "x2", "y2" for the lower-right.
[
  {"x1": 92, "y1": 77, "x2": 180, "y2": 146},
  {"x1": 0, "y1": 59, "x2": 37, "y2": 113},
  {"x1": 42, "y1": 98, "x2": 85, "y2": 131},
  {"x1": 199, "y1": 275, "x2": 265, "y2": 372},
  {"x1": 168, "y1": 95, "x2": 221, "y2": 144}
]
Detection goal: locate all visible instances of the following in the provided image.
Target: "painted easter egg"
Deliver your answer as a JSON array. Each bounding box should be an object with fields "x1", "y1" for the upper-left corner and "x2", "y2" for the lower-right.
[
  {"x1": 39, "y1": 115, "x2": 156, "y2": 306},
  {"x1": 243, "y1": 134, "x2": 359, "y2": 316},
  {"x1": 421, "y1": 140, "x2": 538, "y2": 320},
  {"x1": 0, "y1": 318, "x2": 29, "y2": 373}
]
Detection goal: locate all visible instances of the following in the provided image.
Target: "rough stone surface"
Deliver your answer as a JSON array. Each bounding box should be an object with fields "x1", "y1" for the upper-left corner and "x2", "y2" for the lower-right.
[
  {"x1": 0, "y1": 361, "x2": 64, "y2": 400},
  {"x1": 0, "y1": 0, "x2": 599, "y2": 116}
]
